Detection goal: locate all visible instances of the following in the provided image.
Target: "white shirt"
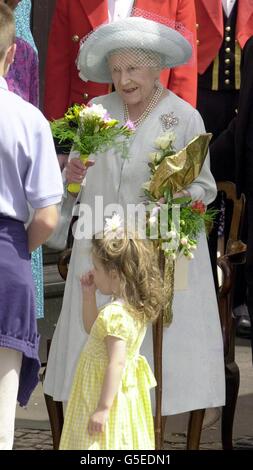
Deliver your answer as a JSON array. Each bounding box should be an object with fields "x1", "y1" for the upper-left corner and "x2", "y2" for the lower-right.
[
  {"x1": 108, "y1": 0, "x2": 134, "y2": 23},
  {"x1": 0, "y1": 77, "x2": 63, "y2": 222},
  {"x1": 222, "y1": 0, "x2": 237, "y2": 17}
]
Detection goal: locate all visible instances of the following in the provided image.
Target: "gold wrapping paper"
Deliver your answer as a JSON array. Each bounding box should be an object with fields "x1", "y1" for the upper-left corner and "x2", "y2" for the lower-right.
[
  {"x1": 152, "y1": 133, "x2": 212, "y2": 326},
  {"x1": 149, "y1": 133, "x2": 212, "y2": 199}
]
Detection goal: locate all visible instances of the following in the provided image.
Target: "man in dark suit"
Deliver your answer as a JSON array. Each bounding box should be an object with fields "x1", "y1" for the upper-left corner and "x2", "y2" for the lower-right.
[
  {"x1": 210, "y1": 37, "x2": 253, "y2": 357},
  {"x1": 195, "y1": 0, "x2": 253, "y2": 141}
]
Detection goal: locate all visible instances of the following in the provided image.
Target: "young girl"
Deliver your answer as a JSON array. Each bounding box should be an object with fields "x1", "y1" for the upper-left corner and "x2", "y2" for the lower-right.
[{"x1": 59, "y1": 222, "x2": 164, "y2": 450}]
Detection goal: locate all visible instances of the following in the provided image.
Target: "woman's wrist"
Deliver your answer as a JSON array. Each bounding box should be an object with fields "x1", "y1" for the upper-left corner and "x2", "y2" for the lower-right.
[{"x1": 173, "y1": 189, "x2": 190, "y2": 198}]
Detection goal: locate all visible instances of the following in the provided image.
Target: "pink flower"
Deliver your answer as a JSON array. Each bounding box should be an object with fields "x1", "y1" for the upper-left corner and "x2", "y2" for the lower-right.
[{"x1": 125, "y1": 120, "x2": 136, "y2": 131}]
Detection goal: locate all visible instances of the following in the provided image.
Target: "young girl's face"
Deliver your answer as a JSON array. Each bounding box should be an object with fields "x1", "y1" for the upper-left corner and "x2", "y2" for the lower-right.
[{"x1": 92, "y1": 254, "x2": 119, "y2": 296}]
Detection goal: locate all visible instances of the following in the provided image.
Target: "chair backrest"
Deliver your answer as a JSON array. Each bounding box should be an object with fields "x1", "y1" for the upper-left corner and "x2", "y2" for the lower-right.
[
  {"x1": 216, "y1": 181, "x2": 246, "y2": 359},
  {"x1": 216, "y1": 181, "x2": 246, "y2": 256}
]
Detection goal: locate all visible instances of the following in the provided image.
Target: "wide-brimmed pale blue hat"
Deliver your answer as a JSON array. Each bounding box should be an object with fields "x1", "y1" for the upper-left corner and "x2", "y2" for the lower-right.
[{"x1": 77, "y1": 16, "x2": 192, "y2": 83}]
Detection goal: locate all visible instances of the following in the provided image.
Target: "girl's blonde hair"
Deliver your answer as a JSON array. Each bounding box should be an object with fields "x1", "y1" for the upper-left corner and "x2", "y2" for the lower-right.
[{"x1": 92, "y1": 234, "x2": 165, "y2": 323}]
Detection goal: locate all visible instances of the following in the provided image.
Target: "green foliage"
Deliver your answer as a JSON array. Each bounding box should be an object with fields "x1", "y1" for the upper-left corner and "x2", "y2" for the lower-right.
[{"x1": 50, "y1": 103, "x2": 133, "y2": 156}]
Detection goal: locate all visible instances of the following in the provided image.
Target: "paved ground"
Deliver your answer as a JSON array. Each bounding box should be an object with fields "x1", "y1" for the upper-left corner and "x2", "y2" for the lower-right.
[{"x1": 13, "y1": 337, "x2": 253, "y2": 451}]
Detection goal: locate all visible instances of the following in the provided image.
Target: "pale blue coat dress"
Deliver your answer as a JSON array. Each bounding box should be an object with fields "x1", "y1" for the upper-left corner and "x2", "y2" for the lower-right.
[{"x1": 44, "y1": 91, "x2": 225, "y2": 415}]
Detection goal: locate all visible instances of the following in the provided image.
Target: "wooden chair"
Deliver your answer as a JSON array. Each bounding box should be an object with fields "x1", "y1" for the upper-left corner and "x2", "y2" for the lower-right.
[
  {"x1": 42, "y1": 249, "x2": 72, "y2": 450},
  {"x1": 43, "y1": 337, "x2": 64, "y2": 451},
  {"x1": 187, "y1": 181, "x2": 246, "y2": 450}
]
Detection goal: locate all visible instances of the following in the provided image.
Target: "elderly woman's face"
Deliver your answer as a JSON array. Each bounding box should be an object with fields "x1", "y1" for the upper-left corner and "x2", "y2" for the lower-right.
[{"x1": 108, "y1": 50, "x2": 160, "y2": 107}]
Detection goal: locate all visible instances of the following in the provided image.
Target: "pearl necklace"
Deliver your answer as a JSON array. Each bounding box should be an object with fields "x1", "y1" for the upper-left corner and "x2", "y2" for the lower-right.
[{"x1": 123, "y1": 83, "x2": 164, "y2": 128}]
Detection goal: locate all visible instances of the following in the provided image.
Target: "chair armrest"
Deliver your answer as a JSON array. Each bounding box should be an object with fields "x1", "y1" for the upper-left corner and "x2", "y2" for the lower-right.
[
  {"x1": 226, "y1": 240, "x2": 247, "y2": 264},
  {"x1": 57, "y1": 248, "x2": 72, "y2": 281},
  {"x1": 217, "y1": 243, "x2": 246, "y2": 358}
]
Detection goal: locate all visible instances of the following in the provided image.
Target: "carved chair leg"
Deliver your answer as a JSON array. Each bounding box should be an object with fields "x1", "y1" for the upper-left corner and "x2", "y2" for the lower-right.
[
  {"x1": 43, "y1": 339, "x2": 64, "y2": 450},
  {"x1": 159, "y1": 415, "x2": 167, "y2": 449},
  {"x1": 222, "y1": 362, "x2": 240, "y2": 450},
  {"x1": 187, "y1": 409, "x2": 205, "y2": 450},
  {"x1": 44, "y1": 393, "x2": 64, "y2": 450}
]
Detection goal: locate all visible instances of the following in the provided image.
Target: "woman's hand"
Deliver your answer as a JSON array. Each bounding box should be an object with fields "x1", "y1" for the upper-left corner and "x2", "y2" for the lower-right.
[
  {"x1": 66, "y1": 158, "x2": 95, "y2": 184},
  {"x1": 173, "y1": 189, "x2": 190, "y2": 199},
  {"x1": 57, "y1": 153, "x2": 68, "y2": 171},
  {"x1": 88, "y1": 407, "x2": 110, "y2": 435},
  {"x1": 80, "y1": 271, "x2": 96, "y2": 296}
]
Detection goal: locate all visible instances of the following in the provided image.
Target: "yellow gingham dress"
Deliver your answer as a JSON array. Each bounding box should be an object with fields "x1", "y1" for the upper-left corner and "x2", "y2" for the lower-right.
[{"x1": 59, "y1": 301, "x2": 156, "y2": 450}]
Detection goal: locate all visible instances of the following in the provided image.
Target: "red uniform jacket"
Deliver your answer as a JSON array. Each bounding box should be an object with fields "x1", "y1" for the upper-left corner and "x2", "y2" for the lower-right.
[
  {"x1": 195, "y1": 0, "x2": 253, "y2": 74},
  {"x1": 44, "y1": 0, "x2": 197, "y2": 120}
]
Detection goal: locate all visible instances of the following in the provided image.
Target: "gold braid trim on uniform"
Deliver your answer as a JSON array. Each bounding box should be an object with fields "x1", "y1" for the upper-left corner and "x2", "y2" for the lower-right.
[
  {"x1": 211, "y1": 54, "x2": 219, "y2": 91},
  {"x1": 235, "y1": 41, "x2": 241, "y2": 90}
]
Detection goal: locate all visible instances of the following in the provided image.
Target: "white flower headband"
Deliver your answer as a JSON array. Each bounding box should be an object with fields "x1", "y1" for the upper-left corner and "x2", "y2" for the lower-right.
[{"x1": 104, "y1": 214, "x2": 125, "y2": 239}]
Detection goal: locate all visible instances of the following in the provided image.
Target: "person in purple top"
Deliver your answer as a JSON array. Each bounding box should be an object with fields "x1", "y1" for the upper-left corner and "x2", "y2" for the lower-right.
[
  {"x1": 6, "y1": 35, "x2": 38, "y2": 105},
  {"x1": 5, "y1": 0, "x2": 38, "y2": 106},
  {"x1": 0, "y1": 3, "x2": 63, "y2": 449}
]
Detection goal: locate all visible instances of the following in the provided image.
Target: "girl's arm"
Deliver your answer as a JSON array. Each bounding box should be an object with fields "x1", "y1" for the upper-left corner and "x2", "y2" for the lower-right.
[
  {"x1": 27, "y1": 206, "x2": 59, "y2": 252},
  {"x1": 88, "y1": 336, "x2": 126, "y2": 435},
  {"x1": 80, "y1": 272, "x2": 98, "y2": 333}
]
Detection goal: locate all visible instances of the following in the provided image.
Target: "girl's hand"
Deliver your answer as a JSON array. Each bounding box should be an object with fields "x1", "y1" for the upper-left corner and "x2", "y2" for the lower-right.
[
  {"x1": 66, "y1": 158, "x2": 95, "y2": 184},
  {"x1": 88, "y1": 408, "x2": 110, "y2": 435},
  {"x1": 80, "y1": 271, "x2": 96, "y2": 295}
]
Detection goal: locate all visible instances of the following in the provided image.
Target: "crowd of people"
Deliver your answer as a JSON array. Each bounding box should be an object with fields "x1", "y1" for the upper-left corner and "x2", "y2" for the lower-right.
[{"x1": 0, "y1": 0, "x2": 252, "y2": 451}]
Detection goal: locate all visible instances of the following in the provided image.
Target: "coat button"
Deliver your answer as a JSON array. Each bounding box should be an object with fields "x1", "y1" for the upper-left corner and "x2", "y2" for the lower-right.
[
  {"x1": 225, "y1": 36, "x2": 231, "y2": 42},
  {"x1": 83, "y1": 93, "x2": 89, "y2": 100},
  {"x1": 225, "y1": 47, "x2": 231, "y2": 53},
  {"x1": 225, "y1": 79, "x2": 230, "y2": 85},
  {"x1": 225, "y1": 26, "x2": 231, "y2": 32},
  {"x1": 225, "y1": 58, "x2": 231, "y2": 64},
  {"x1": 72, "y1": 34, "x2": 80, "y2": 42}
]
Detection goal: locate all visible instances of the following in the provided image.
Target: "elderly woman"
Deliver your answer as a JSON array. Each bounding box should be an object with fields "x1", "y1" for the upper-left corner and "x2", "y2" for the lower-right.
[{"x1": 44, "y1": 17, "x2": 225, "y2": 427}]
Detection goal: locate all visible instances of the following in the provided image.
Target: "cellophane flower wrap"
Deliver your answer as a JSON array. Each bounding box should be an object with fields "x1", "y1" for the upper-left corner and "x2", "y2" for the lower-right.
[
  {"x1": 143, "y1": 131, "x2": 216, "y2": 325},
  {"x1": 50, "y1": 103, "x2": 134, "y2": 193}
]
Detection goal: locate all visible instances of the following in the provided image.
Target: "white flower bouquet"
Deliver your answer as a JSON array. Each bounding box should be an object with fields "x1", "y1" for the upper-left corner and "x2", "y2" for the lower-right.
[{"x1": 50, "y1": 103, "x2": 134, "y2": 193}]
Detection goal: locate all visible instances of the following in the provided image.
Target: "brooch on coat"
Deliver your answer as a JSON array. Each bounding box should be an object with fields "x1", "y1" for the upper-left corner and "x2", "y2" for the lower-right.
[{"x1": 160, "y1": 112, "x2": 179, "y2": 131}]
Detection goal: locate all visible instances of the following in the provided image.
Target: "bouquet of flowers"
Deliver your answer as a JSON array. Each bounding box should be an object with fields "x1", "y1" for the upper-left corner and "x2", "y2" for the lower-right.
[
  {"x1": 50, "y1": 103, "x2": 134, "y2": 193},
  {"x1": 143, "y1": 131, "x2": 215, "y2": 260},
  {"x1": 143, "y1": 130, "x2": 215, "y2": 325}
]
